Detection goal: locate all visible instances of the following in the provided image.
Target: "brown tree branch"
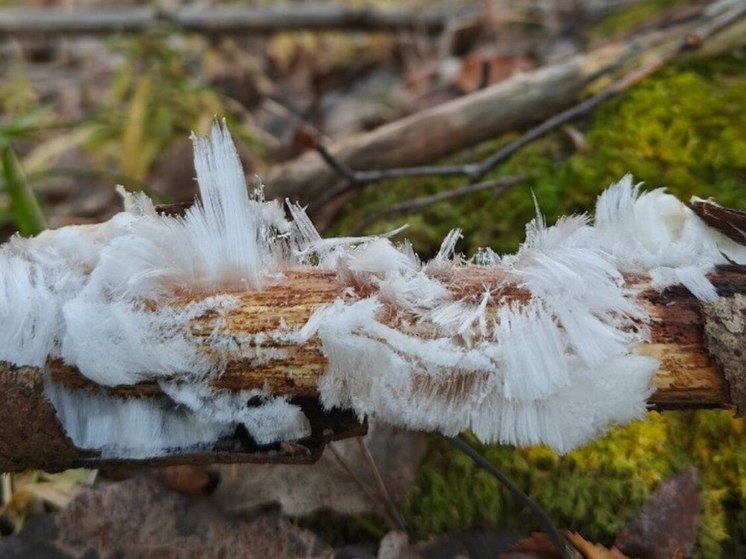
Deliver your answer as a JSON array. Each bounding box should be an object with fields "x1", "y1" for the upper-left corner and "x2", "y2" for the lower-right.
[
  {"x1": 1, "y1": 265, "x2": 743, "y2": 472},
  {"x1": 0, "y1": 1, "x2": 654, "y2": 37},
  {"x1": 0, "y1": 4, "x2": 477, "y2": 36},
  {"x1": 349, "y1": 175, "x2": 525, "y2": 235},
  {"x1": 265, "y1": 3, "x2": 746, "y2": 206}
]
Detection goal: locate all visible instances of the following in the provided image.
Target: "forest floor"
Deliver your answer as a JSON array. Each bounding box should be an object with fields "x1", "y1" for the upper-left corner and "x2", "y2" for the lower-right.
[{"x1": 0, "y1": 0, "x2": 745, "y2": 557}]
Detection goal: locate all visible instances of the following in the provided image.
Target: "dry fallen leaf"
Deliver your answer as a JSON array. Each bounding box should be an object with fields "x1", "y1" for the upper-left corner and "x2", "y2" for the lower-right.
[
  {"x1": 614, "y1": 468, "x2": 700, "y2": 559},
  {"x1": 0, "y1": 477, "x2": 332, "y2": 559},
  {"x1": 154, "y1": 465, "x2": 220, "y2": 495},
  {"x1": 566, "y1": 532, "x2": 629, "y2": 559},
  {"x1": 499, "y1": 532, "x2": 564, "y2": 559},
  {"x1": 499, "y1": 531, "x2": 631, "y2": 559}
]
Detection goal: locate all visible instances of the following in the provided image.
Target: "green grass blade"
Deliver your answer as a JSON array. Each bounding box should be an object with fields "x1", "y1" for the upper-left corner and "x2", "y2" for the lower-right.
[
  {"x1": 0, "y1": 106, "x2": 54, "y2": 150},
  {"x1": 0, "y1": 146, "x2": 47, "y2": 236}
]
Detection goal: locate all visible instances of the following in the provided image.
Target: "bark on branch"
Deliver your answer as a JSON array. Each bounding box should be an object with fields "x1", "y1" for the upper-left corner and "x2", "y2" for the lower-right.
[{"x1": 1, "y1": 266, "x2": 743, "y2": 472}]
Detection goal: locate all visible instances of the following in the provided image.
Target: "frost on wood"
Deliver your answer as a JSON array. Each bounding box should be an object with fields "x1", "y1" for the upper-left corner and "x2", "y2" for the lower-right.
[
  {"x1": 0, "y1": 124, "x2": 319, "y2": 458},
  {"x1": 1, "y1": 123, "x2": 744, "y2": 458}
]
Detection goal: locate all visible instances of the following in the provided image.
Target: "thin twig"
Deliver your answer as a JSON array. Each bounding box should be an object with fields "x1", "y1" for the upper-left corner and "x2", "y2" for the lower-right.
[
  {"x1": 315, "y1": 143, "x2": 470, "y2": 184},
  {"x1": 357, "y1": 437, "x2": 408, "y2": 532},
  {"x1": 310, "y1": 144, "x2": 476, "y2": 216},
  {"x1": 375, "y1": 175, "x2": 523, "y2": 216},
  {"x1": 447, "y1": 436, "x2": 578, "y2": 559},
  {"x1": 315, "y1": 143, "x2": 359, "y2": 183},
  {"x1": 306, "y1": 178, "x2": 354, "y2": 215},
  {"x1": 263, "y1": 97, "x2": 331, "y2": 145},
  {"x1": 351, "y1": 175, "x2": 524, "y2": 235},
  {"x1": 327, "y1": 441, "x2": 401, "y2": 531}
]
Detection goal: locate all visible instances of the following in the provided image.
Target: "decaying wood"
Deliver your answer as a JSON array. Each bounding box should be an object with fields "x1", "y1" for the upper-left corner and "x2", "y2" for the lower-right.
[
  {"x1": 0, "y1": 1, "x2": 654, "y2": 37},
  {"x1": 265, "y1": 10, "x2": 746, "y2": 205},
  {"x1": 688, "y1": 198, "x2": 746, "y2": 246},
  {"x1": 639, "y1": 270, "x2": 739, "y2": 410},
  {"x1": 1, "y1": 266, "x2": 743, "y2": 472},
  {"x1": 0, "y1": 366, "x2": 82, "y2": 473}
]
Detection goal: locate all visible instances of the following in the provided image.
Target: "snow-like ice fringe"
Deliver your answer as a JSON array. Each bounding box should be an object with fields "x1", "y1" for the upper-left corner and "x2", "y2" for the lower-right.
[
  {"x1": 0, "y1": 123, "x2": 318, "y2": 457},
  {"x1": 44, "y1": 381, "x2": 309, "y2": 459},
  {"x1": 309, "y1": 179, "x2": 746, "y2": 452},
  {"x1": 1, "y1": 123, "x2": 743, "y2": 457}
]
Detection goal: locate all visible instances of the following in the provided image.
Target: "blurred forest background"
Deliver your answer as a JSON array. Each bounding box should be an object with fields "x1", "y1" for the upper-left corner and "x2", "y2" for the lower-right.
[{"x1": 0, "y1": 0, "x2": 745, "y2": 557}]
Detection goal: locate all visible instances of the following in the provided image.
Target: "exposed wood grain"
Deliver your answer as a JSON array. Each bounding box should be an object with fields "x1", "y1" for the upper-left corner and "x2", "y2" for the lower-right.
[
  {"x1": 45, "y1": 266, "x2": 745, "y2": 406},
  {"x1": 640, "y1": 284, "x2": 730, "y2": 409}
]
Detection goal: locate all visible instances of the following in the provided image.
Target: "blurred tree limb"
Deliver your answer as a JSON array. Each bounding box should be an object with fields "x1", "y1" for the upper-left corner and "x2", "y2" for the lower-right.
[
  {"x1": 265, "y1": 0, "x2": 746, "y2": 211},
  {"x1": 0, "y1": 2, "x2": 656, "y2": 37},
  {"x1": 0, "y1": 4, "x2": 476, "y2": 36}
]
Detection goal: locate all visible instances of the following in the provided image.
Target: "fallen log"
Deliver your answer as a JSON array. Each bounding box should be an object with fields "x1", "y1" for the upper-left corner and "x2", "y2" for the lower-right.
[{"x1": 42, "y1": 267, "x2": 743, "y2": 409}]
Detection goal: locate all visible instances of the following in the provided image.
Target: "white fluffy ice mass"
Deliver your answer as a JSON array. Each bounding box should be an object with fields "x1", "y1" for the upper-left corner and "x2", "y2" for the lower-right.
[{"x1": 1, "y1": 122, "x2": 743, "y2": 458}]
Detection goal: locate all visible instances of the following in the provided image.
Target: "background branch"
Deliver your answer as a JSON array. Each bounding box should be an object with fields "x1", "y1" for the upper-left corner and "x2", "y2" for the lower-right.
[
  {"x1": 0, "y1": 4, "x2": 477, "y2": 36},
  {"x1": 264, "y1": 2, "x2": 746, "y2": 213},
  {"x1": 349, "y1": 175, "x2": 525, "y2": 235},
  {"x1": 304, "y1": 1, "x2": 746, "y2": 232},
  {"x1": 0, "y1": 2, "x2": 657, "y2": 37}
]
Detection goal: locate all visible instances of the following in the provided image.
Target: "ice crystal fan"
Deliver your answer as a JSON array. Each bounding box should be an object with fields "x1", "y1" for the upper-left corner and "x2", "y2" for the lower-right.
[{"x1": 1, "y1": 123, "x2": 744, "y2": 469}]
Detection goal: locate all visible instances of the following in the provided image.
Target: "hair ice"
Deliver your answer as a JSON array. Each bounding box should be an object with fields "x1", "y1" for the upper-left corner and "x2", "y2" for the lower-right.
[{"x1": 0, "y1": 125, "x2": 738, "y2": 457}]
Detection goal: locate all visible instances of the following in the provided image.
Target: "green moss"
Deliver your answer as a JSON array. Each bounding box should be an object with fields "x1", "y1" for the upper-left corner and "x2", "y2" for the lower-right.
[
  {"x1": 404, "y1": 415, "x2": 671, "y2": 541},
  {"x1": 405, "y1": 412, "x2": 745, "y2": 557},
  {"x1": 294, "y1": 509, "x2": 387, "y2": 549},
  {"x1": 666, "y1": 411, "x2": 746, "y2": 557}
]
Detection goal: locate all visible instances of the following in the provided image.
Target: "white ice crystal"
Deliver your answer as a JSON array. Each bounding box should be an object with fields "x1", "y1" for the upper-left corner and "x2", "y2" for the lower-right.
[
  {"x1": 0, "y1": 124, "x2": 740, "y2": 457},
  {"x1": 311, "y1": 215, "x2": 657, "y2": 453},
  {"x1": 593, "y1": 175, "x2": 746, "y2": 299},
  {"x1": 1, "y1": 122, "x2": 316, "y2": 457}
]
